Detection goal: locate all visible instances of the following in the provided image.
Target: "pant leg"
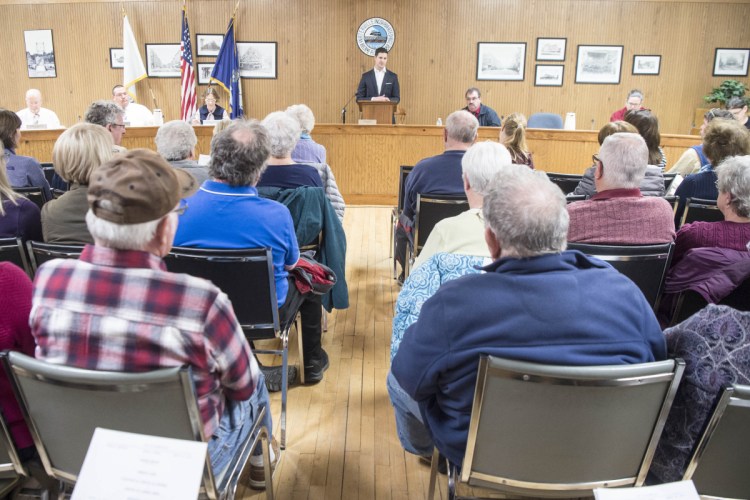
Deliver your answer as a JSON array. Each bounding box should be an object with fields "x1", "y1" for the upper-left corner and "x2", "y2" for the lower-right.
[
  {"x1": 394, "y1": 225, "x2": 409, "y2": 272},
  {"x1": 279, "y1": 277, "x2": 323, "y2": 360},
  {"x1": 386, "y1": 371, "x2": 434, "y2": 457}
]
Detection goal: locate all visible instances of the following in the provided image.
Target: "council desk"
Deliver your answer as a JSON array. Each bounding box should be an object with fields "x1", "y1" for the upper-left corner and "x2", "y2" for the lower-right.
[{"x1": 19, "y1": 124, "x2": 697, "y2": 205}]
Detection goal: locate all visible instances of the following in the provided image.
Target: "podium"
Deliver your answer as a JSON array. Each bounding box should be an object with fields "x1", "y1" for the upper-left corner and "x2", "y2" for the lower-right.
[{"x1": 357, "y1": 100, "x2": 397, "y2": 124}]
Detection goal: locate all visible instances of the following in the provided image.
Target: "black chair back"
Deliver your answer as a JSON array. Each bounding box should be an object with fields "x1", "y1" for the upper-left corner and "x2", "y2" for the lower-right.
[
  {"x1": 662, "y1": 173, "x2": 677, "y2": 192},
  {"x1": 396, "y1": 165, "x2": 414, "y2": 214},
  {"x1": 680, "y1": 198, "x2": 722, "y2": 228},
  {"x1": 0, "y1": 238, "x2": 31, "y2": 276},
  {"x1": 12, "y1": 187, "x2": 49, "y2": 210},
  {"x1": 670, "y1": 278, "x2": 750, "y2": 326},
  {"x1": 547, "y1": 173, "x2": 583, "y2": 195},
  {"x1": 414, "y1": 194, "x2": 469, "y2": 254},
  {"x1": 26, "y1": 241, "x2": 85, "y2": 276},
  {"x1": 567, "y1": 242, "x2": 674, "y2": 310},
  {"x1": 566, "y1": 195, "x2": 586, "y2": 203}
]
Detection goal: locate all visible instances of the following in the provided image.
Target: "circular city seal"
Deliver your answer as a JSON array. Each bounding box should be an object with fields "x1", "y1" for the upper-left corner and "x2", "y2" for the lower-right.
[{"x1": 356, "y1": 18, "x2": 395, "y2": 56}]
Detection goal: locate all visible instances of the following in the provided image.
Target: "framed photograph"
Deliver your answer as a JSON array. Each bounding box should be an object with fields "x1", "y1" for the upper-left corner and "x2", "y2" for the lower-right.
[
  {"x1": 237, "y1": 42, "x2": 277, "y2": 79},
  {"x1": 476, "y1": 42, "x2": 526, "y2": 81},
  {"x1": 632, "y1": 55, "x2": 661, "y2": 75},
  {"x1": 536, "y1": 38, "x2": 566, "y2": 61},
  {"x1": 197, "y1": 63, "x2": 215, "y2": 85},
  {"x1": 713, "y1": 48, "x2": 749, "y2": 77},
  {"x1": 24, "y1": 29, "x2": 56, "y2": 78},
  {"x1": 535, "y1": 65, "x2": 564, "y2": 86},
  {"x1": 146, "y1": 43, "x2": 181, "y2": 78},
  {"x1": 196, "y1": 34, "x2": 223, "y2": 57},
  {"x1": 575, "y1": 45, "x2": 623, "y2": 84},
  {"x1": 110, "y1": 48, "x2": 124, "y2": 69}
]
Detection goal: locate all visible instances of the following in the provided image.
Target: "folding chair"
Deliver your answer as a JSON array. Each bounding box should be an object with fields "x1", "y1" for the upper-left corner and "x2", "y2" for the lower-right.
[
  {"x1": 547, "y1": 173, "x2": 583, "y2": 195},
  {"x1": 669, "y1": 277, "x2": 750, "y2": 326},
  {"x1": 679, "y1": 197, "x2": 722, "y2": 229},
  {"x1": 0, "y1": 412, "x2": 28, "y2": 497},
  {"x1": 391, "y1": 165, "x2": 413, "y2": 274},
  {"x1": 11, "y1": 187, "x2": 49, "y2": 210},
  {"x1": 25, "y1": 240, "x2": 85, "y2": 276},
  {"x1": 0, "y1": 237, "x2": 32, "y2": 276}
]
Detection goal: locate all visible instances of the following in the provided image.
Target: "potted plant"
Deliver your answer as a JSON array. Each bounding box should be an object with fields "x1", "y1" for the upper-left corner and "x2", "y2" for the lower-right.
[{"x1": 704, "y1": 79, "x2": 749, "y2": 106}]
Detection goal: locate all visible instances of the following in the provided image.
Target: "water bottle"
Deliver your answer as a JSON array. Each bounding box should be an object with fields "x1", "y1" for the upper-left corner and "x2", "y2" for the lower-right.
[
  {"x1": 436, "y1": 118, "x2": 442, "y2": 126},
  {"x1": 153, "y1": 109, "x2": 164, "y2": 126}
]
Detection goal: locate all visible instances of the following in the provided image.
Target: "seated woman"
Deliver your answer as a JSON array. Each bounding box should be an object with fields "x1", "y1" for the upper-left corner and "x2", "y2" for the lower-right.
[
  {"x1": 258, "y1": 112, "x2": 323, "y2": 190},
  {"x1": 669, "y1": 108, "x2": 734, "y2": 176},
  {"x1": 0, "y1": 154, "x2": 42, "y2": 241},
  {"x1": 41, "y1": 123, "x2": 114, "y2": 244},
  {"x1": 191, "y1": 87, "x2": 228, "y2": 124},
  {"x1": 499, "y1": 113, "x2": 534, "y2": 169},
  {"x1": 569, "y1": 121, "x2": 664, "y2": 198},
  {"x1": 625, "y1": 109, "x2": 667, "y2": 170},
  {"x1": 649, "y1": 305, "x2": 750, "y2": 483},
  {"x1": 0, "y1": 108, "x2": 51, "y2": 201}
]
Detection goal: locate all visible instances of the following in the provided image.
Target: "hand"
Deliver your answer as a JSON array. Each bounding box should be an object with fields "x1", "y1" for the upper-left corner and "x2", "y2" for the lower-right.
[{"x1": 372, "y1": 96, "x2": 390, "y2": 102}]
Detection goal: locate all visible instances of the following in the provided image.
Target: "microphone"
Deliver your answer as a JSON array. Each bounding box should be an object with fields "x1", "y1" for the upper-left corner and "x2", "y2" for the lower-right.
[{"x1": 342, "y1": 93, "x2": 357, "y2": 124}]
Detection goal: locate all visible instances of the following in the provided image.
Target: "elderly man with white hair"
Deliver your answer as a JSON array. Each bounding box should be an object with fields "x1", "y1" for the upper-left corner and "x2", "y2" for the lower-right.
[
  {"x1": 16, "y1": 89, "x2": 62, "y2": 129},
  {"x1": 388, "y1": 165, "x2": 667, "y2": 469},
  {"x1": 567, "y1": 132, "x2": 675, "y2": 244},
  {"x1": 155, "y1": 120, "x2": 210, "y2": 184}
]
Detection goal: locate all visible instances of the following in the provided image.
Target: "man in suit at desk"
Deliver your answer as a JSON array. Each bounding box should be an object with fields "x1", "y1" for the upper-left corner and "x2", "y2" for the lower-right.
[{"x1": 356, "y1": 47, "x2": 400, "y2": 106}]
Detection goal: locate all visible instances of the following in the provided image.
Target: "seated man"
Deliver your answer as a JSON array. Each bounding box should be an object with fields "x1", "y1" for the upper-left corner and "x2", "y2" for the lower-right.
[
  {"x1": 29, "y1": 149, "x2": 275, "y2": 489},
  {"x1": 85, "y1": 100, "x2": 127, "y2": 153},
  {"x1": 155, "y1": 120, "x2": 210, "y2": 184},
  {"x1": 610, "y1": 89, "x2": 645, "y2": 122},
  {"x1": 174, "y1": 120, "x2": 329, "y2": 389},
  {"x1": 388, "y1": 165, "x2": 667, "y2": 468},
  {"x1": 462, "y1": 88, "x2": 501, "y2": 127},
  {"x1": 394, "y1": 110, "x2": 478, "y2": 279},
  {"x1": 414, "y1": 140, "x2": 511, "y2": 267},
  {"x1": 567, "y1": 132, "x2": 675, "y2": 244},
  {"x1": 16, "y1": 89, "x2": 61, "y2": 129},
  {"x1": 112, "y1": 85, "x2": 154, "y2": 126}
]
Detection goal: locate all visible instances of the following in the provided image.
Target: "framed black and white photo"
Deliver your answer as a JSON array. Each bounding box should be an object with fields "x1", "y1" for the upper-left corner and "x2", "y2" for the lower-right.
[
  {"x1": 632, "y1": 55, "x2": 660, "y2": 75},
  {"x1": 110, "y1": 48, "x2": 124, "y2": 69},
  {"x1": 197, "y1": 63, "x2": 215, "y2": 85},
  {"x1": 237, "y1": 42, "x2": 277, "y2": 79},
  {"x1": 24, "y1": 29, "x2": 56, "y2": 78},
  {"x1": 196, "y1": 34, "x2": 224, "y2": 57},
  {"x1": 535, "y1": 65, "x2": 564, "y2": 86},
  {"x1": 575, "y1": 45, "x2": 623, "y2": 84},
  {"x1": 713, "y1": 48, "x2": 749, "y2": 77},
  {"x1": 476, "y1": 42, "x2": 526, "y2": 81},
  {"x1": 146, "y1": 43, "x2": 181, "y2": 78},
  {"x1": 536, "y1": 38, "x2": 566, "y2": 62}
]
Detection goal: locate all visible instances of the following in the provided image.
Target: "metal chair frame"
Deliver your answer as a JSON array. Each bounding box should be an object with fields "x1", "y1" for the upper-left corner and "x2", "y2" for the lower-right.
[
  {"x1": 0, "y1": 237, "x2": 32, "y2": 277},
  {"x1": 25, "y1": 240, "x2": 85, "y2": 276},
  {"x1": 679, "y1": 197, "x2": 722, "y2": 229},
  {"x1": 391, "y1": 165, "x2": 413, "y2": 275}
]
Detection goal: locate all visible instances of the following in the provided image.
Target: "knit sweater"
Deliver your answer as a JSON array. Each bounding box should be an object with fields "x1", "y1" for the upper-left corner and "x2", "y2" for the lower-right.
[{"x1": 672, "y1": 220, "x2": 750, "y2": 266}]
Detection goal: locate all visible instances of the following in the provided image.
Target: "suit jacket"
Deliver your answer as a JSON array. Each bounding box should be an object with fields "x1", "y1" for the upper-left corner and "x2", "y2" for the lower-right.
[{"x1": 356, "y1": 69, "x2": 400, "y2": 102}]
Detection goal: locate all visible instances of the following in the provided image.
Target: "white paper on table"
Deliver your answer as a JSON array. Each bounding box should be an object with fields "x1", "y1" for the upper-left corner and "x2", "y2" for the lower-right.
[
  {"x1": 71, "y1": 427, "x2": 207, "y2": 500},
  {"x1": 198, "y1": 154, "x2": 211, "y2": 166},
  {"x1": 593, "y1": 480, "x2": 700, "y2": 500}
]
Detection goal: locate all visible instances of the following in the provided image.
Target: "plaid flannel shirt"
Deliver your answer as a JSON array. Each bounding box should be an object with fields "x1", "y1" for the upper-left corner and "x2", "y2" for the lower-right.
[{"x1": 29, "y1": 244, "x2": 259, "y2": 438}]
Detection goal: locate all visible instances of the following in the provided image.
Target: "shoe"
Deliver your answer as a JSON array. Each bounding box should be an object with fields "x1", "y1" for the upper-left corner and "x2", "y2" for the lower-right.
[
  {"x1": 397, "y1": 272, "x2": 405, "y2": 286},
  {"x1": 304, "y1": 349, "x2": 329, "y2": 384},
  {"x1": 248, "y1": 437, "x2": 280, "y2": 490},
  {"x1": 260, "y1": 365, "x2": 298, "y2": 393},
  {"x1": 419, "y1": 453, "x2": 448, "y2": 475}
]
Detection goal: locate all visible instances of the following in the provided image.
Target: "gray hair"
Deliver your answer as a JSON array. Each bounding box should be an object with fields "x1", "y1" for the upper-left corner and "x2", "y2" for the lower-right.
[
  {"x1": 25, "y1": 89, "x2": 41, "y2": 100},
  {"x1": 85, "y1": 100, "x2": 124, "y2": 127},
  {"x1": 462, "y1": 141, "x2": 512, "y2": 196},
  {"x1": 446, "y1": 110, "x2": 479, "y2": 144},
  {"x1": 262, "y1": 111, "x2": 301, "y2": 158},
  {"x1": 716, "y1": 155, "x2": 750, "y2": 218},
  {"x1": 726, "y1": 97, "x2": 748, "y2": 111},
  {"x1": 155, "y1": 120, "x2": 197, "y2": 161},
  {"x1": 285, "y1": 104, "x2": 315, "y2": 134},
  {"x1": 483, "y1": 166, "x2": 568, "y2": 258},
  {"x1": 86, "y1": 209, "x2": 161, "y2": 250},
  {"x1": 628, "y1": 89, "x2": 644, "y2": 101},
  {"x1": 209, "y1": 120, "x2": 271, "y2": 186},
  {"x1": 598, "y1": 133, "x2": 648, "y2": 189}
]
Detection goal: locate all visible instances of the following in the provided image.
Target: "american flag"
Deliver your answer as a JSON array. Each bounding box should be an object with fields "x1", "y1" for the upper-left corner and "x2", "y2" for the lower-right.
[{"x1": 180, "y1": 5, "x2": 197, "y2": 122}]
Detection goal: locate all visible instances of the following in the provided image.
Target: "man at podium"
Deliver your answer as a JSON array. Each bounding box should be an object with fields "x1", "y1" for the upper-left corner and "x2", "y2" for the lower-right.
[{"x1": 356, "y1": 48, "x2": 400, "y2": 103}]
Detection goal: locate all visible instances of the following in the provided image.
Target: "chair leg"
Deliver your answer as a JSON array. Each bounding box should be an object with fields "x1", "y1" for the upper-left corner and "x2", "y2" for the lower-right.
[
  {"x1": 280, "y1": 329, "x2": 289, "y2": 450},
  {"x1": 447, "y1": 462, "x2": 458, "y2": 500},
  {"x1": 295, "y1": 318, "x2": 305, "y2": 385},
  {"x1": 260, "y1": 427, "x2": 275, "y2": 500},
  {"x1": 427, "y1": 447, "x2": 440, "y2": 500},
  {"x1": 322, "y1": 306, "x2": 328, "y2": 333}
]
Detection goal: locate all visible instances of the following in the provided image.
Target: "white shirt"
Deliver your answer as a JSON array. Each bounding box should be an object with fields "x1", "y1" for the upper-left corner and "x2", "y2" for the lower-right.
[
  {"x1": 16, "y1": 107, "x2": 62, "y2": 129},
  {"x1": 122, "y1": 102, "x2": 154, "y2": 126},
  {"x1": 374, "y1": 67, "x2": 386, "y2": 97}
]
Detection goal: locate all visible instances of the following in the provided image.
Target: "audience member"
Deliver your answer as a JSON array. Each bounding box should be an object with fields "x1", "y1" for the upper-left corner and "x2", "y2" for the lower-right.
[
  {"x1": 41, "y1": 123, "x2": 113, "y2": 244},
  {"x1": 16, "y1": 89, "x2": 61, "y2": 129},
  {"x1": 257, "y1": 112, "x2": 323, "y2": 189},
  {"x1": 0, "y1": 262, "x2": 36, "y2": 459},
  {"x1": 173, "y1": 120, "x2": 329, "y2": 390},
  {"x1": 287, "y1": 104, "x2": 327, "y2": 164},
  {"x1": 569, "y1": 121, "x2": 665, "y2": 197},
  {"x1": 727, "y1": 96, "x2": 750, "y2": 130},
  {"x1": 567, "y1": 133, "x2": 675, "y2": 244},
  {"x1": 499, "y1": 113, "x2": 534, "y2": 168},
  {"x1": 610, "y1": 89, "x2": 646, "y2": 122},
  {"x1": 0, "y1": 154, "x2": 41, "y2": 241},
  {"x1": 669, "y1": 108, "x2": 735, "y2": 175},
  {"x1": 624, "y1": 109, "x2": 666, "y2": 169},
  {"x1": 394, "y1": 110, "x2": 478, "y2": 280},
  {"x1": 112, "y1": 85, "x2": 154, "y2": 126},
  {"x1": 462, "y1": 88, "x2": 501, "y2": 127},
  {"x1": 650, "y1": 305, "x2": 750, "y2": 483},
  {"x1": 388, "y1": 165, "x2": 667, "y2": 467},
  {"x1": 84, "y1": 100, "x2": 127, "y2": 152},
  {"x1": 30, "y1": 149, "x2": 276, "y2": 488},
  {"x1": 414, "y1": 141, "x2": 511, "y2": 267},
  {"x1": 192, "y1": 87, "x2": 228, "y2": 124},
  {"x1": 155, "y1": 120, "x2": 209, "y2": 184},
  {"x1": 0, "y1": 109, "x2": 51, "y2": 200}
]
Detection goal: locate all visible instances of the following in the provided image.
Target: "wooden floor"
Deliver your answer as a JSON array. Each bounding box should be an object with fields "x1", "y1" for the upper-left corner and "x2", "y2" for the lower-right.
[{"x1": 240, "y1": 205, "x2": 444, "y2": 500}]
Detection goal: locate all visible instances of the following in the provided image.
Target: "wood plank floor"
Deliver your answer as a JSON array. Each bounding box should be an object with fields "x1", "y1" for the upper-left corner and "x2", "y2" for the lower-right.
[{"x1": 239, "y1": 205, "x2": 447, "y2": 500}]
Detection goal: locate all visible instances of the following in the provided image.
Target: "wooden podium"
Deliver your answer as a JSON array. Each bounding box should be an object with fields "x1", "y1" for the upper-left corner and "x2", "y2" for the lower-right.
[{"x1": 357, "y1": 100, "x2": 397, "y2": 124}]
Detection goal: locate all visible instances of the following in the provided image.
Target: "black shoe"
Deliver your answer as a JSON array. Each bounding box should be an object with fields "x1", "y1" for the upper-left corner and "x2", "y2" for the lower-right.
[
  {"x1": 304, "y1": 349, "x2": 329, "y2": 384},
  {"x1": 419, "y1": 453, "x2": 447, "y2": 475},
  {"x1": 397, "y1": 272, "x2": 405, "y2": 286},
  {"x1": 260, "y1": 365, "x2": 298, "y2": 393}
]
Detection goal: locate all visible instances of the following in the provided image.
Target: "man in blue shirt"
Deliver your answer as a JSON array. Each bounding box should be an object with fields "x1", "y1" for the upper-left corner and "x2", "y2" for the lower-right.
[{"x1": 388, "y1": 165, "x2": 667, "y2": 468}]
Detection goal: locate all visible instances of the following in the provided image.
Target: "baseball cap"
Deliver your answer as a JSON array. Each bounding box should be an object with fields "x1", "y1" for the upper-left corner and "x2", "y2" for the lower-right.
[{"x1": 88, "y1": 148, "x2": 199, "y2": 224}]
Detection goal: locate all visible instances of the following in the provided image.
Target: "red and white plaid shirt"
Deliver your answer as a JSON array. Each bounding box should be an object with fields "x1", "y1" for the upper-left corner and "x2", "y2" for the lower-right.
[{"x1": 29, "y1": 244, "x2": 260, "y2": 438}]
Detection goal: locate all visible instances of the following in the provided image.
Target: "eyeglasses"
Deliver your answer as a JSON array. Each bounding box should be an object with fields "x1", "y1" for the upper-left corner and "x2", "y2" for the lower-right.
[
  {"x1": 707, "y1": 108, "x2": 721, "y2": 119},
  {"x1": 110, "y1": 123, "x2": 126, "y2": 129},
  {"x1": 172, "y1": 201, "x2": 188, "y2": 216}
]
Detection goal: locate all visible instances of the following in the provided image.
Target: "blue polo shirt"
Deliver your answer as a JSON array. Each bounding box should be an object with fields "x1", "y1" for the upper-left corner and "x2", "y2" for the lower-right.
[{"x1": 173, "y1": 180, "x2": 299, "y2": 306}]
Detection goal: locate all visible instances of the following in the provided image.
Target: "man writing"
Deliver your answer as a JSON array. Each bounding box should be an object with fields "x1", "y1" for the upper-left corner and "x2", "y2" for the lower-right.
[{"x1": 462, "y1": 88, "x2": 500, "y2": 127}]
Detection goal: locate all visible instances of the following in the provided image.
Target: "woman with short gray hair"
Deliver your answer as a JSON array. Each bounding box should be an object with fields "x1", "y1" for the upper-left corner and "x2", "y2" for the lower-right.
[{"x1": 286, "y1": 104, "x2": 326, "y2": 165}]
